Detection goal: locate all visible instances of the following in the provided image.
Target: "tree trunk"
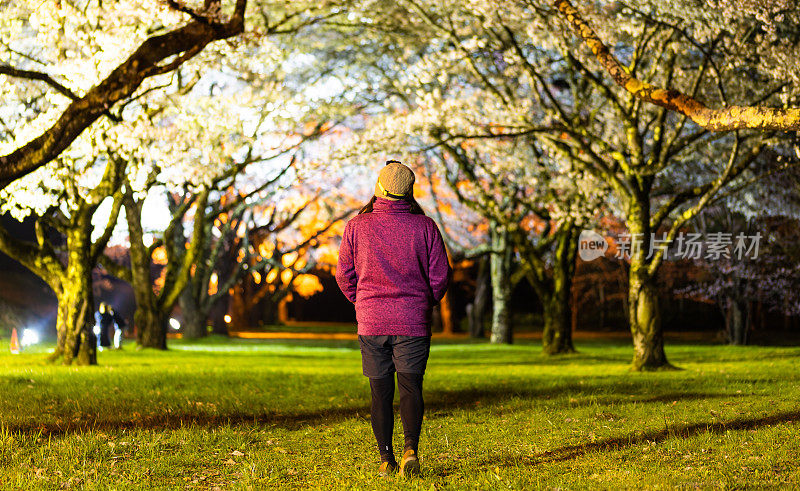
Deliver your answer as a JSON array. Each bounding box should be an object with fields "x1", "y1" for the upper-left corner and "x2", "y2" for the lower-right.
[
  {"x1": 597, "y1": 281, "x2": 606, "y2": 330},
  {"x1": 50, "y1": 218, "x2": 97, "y2": 366},
  {"x1": 267, "y1": 288, "x2": 291, "y2": 326},
  {"x1": 210, "y1": 300, "x2": 229, "y2": 335},
  {"x1": 542, "y1": 224, "x2": 577, "y2": 355},
  {"x1": 440, "y1": 290, "x2": 454, "y2": 334},
  {"x1": 135, "y1": 299, "x2": 167, "y2": 349},
  {"x1": 261, "y1": 295, "x2": 280, "y2": 326},
  {"x1": 724, "y1": 297, "x2": 748, "y2": 345},
  {"x1": 431, "y1": 304, "x2": 443, "y2": 333},
  {"x1": 468, "y1": 256, "x2": 489, "y2": 338},
  {"x1": 125, "y1": 192, "x2": 170, "y2": 349},
  {"x1": 625, "y1": 202, "x2": 673, "y2": 371},
  {"x1": 277, "y1": 294, "x2": 292, "y2": 324},
  {"x1": 53, "y1": 277, "x2": 97, "y2": 366},
  {"x1": 629, "y1": 267, "x2": 671, "y2": 370},
  {"x1": 229, "y1": 283, "x2": 249, "y2": 328},
  {"x1": 128, "y1": 235, "x2": 168, "y2": 349},
  {"x1": 181, "y1": 302, "x2": 207, "y2": 339},
  {"x1": 180, "y1": 287, "x2": 207, "y2": 339},
  {"x1": 489, "y1": 223, "x2": 512, "y2": 344},
  {"x1": 542, "y1": 284, "x2": 574, "y2": 354}
]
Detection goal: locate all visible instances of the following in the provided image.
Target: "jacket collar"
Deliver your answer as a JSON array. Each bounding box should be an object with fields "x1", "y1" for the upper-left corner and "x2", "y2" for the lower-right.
[{"x1": 372, "y1": 196, "x2": 412, "y2": 213}]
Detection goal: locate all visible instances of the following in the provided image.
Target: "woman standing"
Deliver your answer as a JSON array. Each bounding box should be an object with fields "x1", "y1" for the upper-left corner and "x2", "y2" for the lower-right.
[{"x1": 336, "y1": 160, "x2": 451, "y2": 477}]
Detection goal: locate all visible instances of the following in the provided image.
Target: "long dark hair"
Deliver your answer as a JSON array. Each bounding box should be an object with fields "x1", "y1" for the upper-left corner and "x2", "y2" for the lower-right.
[{"x1": 358, "y1": 195, "x2": 426, "y2": 215}]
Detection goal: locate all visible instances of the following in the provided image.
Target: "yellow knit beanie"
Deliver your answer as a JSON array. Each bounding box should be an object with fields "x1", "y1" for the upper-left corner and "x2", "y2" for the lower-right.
[{"x1": 374, "y1": 160, "x2": 415, "y2": 200}]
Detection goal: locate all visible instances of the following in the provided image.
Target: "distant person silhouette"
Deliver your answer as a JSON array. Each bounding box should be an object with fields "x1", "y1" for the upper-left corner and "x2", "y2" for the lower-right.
[
  {"x1": 109, "y1": 306, "x2": 126, "y2": 349},
  {"x1": 336, "y1": 160, "x2": 451, "y2": 477},
  {"x1": 95, "y1": 303, "x2": 114, "y2": 350}
]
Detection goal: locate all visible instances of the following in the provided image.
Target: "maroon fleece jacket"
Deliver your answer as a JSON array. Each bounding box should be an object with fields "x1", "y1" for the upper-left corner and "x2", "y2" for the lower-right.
[{"x1": 335, "y1": 197, "x2": 451, "y2": 336}]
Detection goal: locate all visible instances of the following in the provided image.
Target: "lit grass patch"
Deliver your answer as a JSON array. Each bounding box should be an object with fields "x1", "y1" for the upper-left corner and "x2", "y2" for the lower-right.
[{"x1": 0, "y1": 337, "x2": 798, "y2": 489}]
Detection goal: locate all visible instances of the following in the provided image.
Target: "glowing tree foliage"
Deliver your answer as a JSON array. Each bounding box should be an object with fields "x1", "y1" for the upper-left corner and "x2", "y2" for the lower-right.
[{"x1": 0, "y1": 0, "x2": 249, "y2": 188}]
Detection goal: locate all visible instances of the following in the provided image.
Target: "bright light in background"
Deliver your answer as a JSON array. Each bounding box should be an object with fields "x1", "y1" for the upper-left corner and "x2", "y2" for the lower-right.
[
  {"x1": 169, "y1": 318, "x2": 181, "y2": 330},
  {"x1": 20, "y1": 328, "x2": 40, "y2": 347},
  {"x1": 224, "y1": 315, "x2": 232, "y2": 324}
]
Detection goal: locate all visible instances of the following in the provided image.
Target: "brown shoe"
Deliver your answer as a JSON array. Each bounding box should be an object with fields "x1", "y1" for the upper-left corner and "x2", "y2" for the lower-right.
[
  {"x1": 378, "y1": 460, "x2": 398, "y2": 477},
  {"x1": 399, "y1": 449, "x2": 420, "y2": 477}
]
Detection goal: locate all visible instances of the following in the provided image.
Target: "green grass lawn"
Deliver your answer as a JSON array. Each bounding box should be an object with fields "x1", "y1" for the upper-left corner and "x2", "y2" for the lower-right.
[{"x1": 1, "y1": 336, "x2": 799, "y2": 489}]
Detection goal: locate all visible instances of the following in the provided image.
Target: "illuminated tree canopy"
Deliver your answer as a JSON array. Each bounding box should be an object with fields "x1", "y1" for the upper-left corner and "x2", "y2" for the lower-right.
[{"x1": 0, "y1": 0, "x2": 798, "y2": 368}]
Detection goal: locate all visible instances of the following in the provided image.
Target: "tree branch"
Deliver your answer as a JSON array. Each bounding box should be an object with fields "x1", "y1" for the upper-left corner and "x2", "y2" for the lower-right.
[
  {"x1": 99, "y1": 253, "x2": 133, "y2": 283},
  {"x1": 90, "y1": 191, "x2": 124, "y2": 264},
  {"x1": 554, "y1": 0, "x2": 800, "y2": 131},
  {"x1": 0, "y1": 64, "x2": 79, "y2": 101},
  {"x1": 0, "y1": 221, "x2": 62, "y2": 289},
  {"x1": 647, "y1": 140, "x2": 766, "y2": 276},
  {"x1": 160, "y1": 187, "x2": 210, "y2": 310}
]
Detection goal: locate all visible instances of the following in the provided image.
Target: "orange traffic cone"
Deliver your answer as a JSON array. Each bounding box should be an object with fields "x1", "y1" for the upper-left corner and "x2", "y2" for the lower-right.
[{"x1": 10, "y1": 328, "x2": 20, "y2": 354}]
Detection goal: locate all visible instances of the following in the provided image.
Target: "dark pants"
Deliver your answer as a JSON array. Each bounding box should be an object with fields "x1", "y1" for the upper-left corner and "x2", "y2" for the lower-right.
[{"x1": 359, "y1": 335, "x2": 430, "y2": 462}]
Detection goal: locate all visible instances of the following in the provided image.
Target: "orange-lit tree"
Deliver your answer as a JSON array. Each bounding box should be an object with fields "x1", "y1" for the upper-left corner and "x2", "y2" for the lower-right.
[{"x1": 224, "y1": 195, "x2": 350, "y2": 329}]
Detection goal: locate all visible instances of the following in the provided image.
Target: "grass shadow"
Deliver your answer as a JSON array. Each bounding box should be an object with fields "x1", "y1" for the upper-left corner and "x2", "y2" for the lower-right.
[
  {"x1": 3, "y1": 381, "x2": 734, "y2": 437},
  {"x1": 478, "y1": 409, "x2": 800, "y2": 468}
]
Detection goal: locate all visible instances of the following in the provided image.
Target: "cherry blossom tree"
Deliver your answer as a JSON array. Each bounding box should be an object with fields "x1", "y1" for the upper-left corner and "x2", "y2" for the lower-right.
[
  {"x1": 678, "y1": 166, "x2": 800, "y2": 344},
  {"x1": 99, "y1": 93, "x2": 339, "y2": 347},
  {"x1": 0, "y1": 0, "x2": 353, "y2": 353},
  {"x1": 0, "y1": 127, "x2": 127, "y2": 364},
  {"x1": 535, "y1": 1, "x2": 798, "y2": 368},
  {"x1": 0, "y1": 0, "x2": 251, "y2": 187},
  {"x1": 322, "y1": 0, "x2": 796, "y2": 367}
]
